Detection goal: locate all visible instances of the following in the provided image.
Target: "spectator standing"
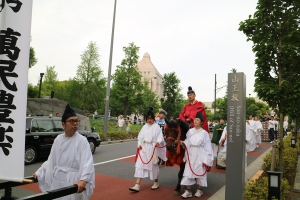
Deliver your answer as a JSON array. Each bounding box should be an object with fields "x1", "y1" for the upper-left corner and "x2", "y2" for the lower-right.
[
  {"x1": 117, "y1": 115, "x2": 125, "y2": 132},
  {"x1": 268, "y1": 116, "x2": 276, "y2": 143},
  {"x1": 125, "y1": 117, "x2": 131, "y2": 134},
  {"x1": 93, "y1": 110, "x2": 98, "y2": 119},
  {"x1": 274, "y1": 118, "x2": 279, "y2": 141},
  {"x1": 134, "y1": 115, "x2": 137, "y2": 124},
  {"x1": 283, "y1": 117, "x2": 289, "y2": 138}
]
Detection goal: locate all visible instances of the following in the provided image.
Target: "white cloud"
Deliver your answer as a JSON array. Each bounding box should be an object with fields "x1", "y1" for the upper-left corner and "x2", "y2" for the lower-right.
[{"x1": 30, "y1": 0, "x2": 258, "y2": 102}]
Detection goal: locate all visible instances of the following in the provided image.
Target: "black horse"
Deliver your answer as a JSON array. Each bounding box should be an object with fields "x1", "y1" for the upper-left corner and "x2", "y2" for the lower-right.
[{"x1": 164, "y1": 119, "x2": 189, "y2": 195}]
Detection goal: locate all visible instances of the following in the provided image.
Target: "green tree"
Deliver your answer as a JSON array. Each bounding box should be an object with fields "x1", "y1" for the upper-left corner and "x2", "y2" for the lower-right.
[
  {"x1": 239, "y1": 0, "x2": 300, "y2": 171},
  {"x1": 55, "y1": 79, "x2": 82, "y2": 108},
  {"x1": 29, "y1": 47, "x2": 37, "y2": 68},
  {"x1": 27, "y1": 83, "x2": 39, "y2": 98},
  {"x1": 160, "y1": 72, "x2": 182, "y2": 119},
  {"x1": 74, "y1": 41, "x2": 106, "y2": 112},
  {"x1": 132, "y1": 82, "x2": 160, "y2": 118},
  {"x1": 41, "y1": 66, "x2": 58, "y2": 97},
  {"x1": 110, "y1": 42, "x2": 144, "y2": 117}
]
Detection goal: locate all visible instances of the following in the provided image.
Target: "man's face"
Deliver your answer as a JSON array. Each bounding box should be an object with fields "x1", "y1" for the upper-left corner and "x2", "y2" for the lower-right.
[
  {"x1": 220, "y1": 119, "x2": 225, "y2": 124},
  {"x1": 62, "y1": 116, "x2": 79, "y2": 135},
  {"x1": 249, "y1": 115, "x2": 253, "y2": 120},
  {"x1": 187, "y1": 93, "x2": 195, "y2": 102}
]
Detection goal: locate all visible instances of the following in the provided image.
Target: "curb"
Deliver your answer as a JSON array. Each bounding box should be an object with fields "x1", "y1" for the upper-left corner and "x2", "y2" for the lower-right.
[
  {"x1": 294, "y1": 155, "x2": 300, "y2": 193},
  {"x1": 101, "y1": 138, "x2": 137, "y2": 145}
]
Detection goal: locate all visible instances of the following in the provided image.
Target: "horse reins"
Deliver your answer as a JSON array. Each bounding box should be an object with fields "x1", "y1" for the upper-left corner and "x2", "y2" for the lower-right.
[
  {"x1": 182, "y1": 142, "x2": 208, "y2": 176},
  {"x1": 136, "y1": 145, "x2": 165, "y2": 164}
]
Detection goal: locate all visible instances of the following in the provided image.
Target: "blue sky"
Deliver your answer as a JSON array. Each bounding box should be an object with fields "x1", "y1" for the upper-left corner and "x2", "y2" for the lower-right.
[{"x1": 29, "y1": 0, "x2": 259, "y2": 102}]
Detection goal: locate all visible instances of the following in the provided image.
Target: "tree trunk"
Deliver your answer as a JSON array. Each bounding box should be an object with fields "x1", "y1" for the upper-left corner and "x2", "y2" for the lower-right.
[{"x1": 279, "y1": 112, "x2": 283, "y2": 172}]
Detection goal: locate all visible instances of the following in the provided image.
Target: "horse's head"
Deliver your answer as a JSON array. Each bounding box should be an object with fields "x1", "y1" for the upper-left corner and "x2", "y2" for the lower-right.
[{"x1": 165, "y1": 119, "x2": 181, "y2": 151}]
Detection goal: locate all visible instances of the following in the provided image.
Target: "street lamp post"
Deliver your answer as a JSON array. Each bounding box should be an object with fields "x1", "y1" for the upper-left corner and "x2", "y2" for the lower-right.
[
  {"x1": 103, "y1": 0, "x2": 117, "y2": 139},
  {"x1": 38, "y1": 73, "x2": 44, "y2": 98}
]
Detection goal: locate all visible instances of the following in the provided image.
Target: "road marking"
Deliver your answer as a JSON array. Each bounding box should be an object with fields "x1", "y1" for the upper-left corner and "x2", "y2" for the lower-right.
[{"x1": 94, "y1": 155, "x2": 135, "y2": 166}]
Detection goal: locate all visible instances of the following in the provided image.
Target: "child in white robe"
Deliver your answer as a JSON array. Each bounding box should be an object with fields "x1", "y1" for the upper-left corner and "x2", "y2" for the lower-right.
[
  {"x1": 129, "y1": 107, "x2": 166, "y2": 192},
  {"x1": 180, "y1": 112, "x2": 213, "y2": 198}
]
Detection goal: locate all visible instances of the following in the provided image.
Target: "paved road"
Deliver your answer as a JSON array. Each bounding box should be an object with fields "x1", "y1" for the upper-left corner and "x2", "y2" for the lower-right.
[{"x1": 0, "y1": 140, "x2": 271, "y2": 200}]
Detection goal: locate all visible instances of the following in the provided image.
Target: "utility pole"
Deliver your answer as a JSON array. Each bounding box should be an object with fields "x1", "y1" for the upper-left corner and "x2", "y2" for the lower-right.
[
  {"x1": 214, "y1": 74, "x2": 216, "y2": 120},
  {"x1": 103, "y1": 0, "x2": 117, "y2": 139}
]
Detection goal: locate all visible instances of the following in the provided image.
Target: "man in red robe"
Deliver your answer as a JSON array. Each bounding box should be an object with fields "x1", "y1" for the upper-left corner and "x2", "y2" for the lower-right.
[{"x1": 179, "y1": 86, "x2": 209, "y2": 132}]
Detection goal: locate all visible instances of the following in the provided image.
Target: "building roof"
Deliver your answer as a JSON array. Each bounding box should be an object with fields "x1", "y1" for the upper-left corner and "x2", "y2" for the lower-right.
[{"x1": 137, "y1": 52, "x2": 158, "y2": 71}]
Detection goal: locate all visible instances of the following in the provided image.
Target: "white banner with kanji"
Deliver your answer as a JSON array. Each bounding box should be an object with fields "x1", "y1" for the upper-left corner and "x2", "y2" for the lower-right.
[{"x1": 0, "y1": 0, "x2": 33, "y2": 182}]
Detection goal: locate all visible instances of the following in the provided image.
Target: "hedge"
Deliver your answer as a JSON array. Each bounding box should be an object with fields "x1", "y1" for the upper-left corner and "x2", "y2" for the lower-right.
[{"x1": 245, "y1": 135, "x2": 297, "y2": 199}]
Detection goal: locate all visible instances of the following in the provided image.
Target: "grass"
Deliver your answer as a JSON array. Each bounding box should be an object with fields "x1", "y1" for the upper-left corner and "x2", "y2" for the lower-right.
[{"x1": 89, "y1": 117, "x2": 143, "y2": 134}]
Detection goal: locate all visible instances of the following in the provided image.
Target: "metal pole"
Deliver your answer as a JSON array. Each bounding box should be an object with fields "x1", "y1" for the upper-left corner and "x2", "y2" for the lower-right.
[
  {"x1": 214, "y1": 74, "x2": 216, "y2": 119},
  {"x1": 103, "y1": 0, "x2": 117, "y2": 139},
  {"x1": 38, "y1": 73, "x2": 44, "y2": 98}
]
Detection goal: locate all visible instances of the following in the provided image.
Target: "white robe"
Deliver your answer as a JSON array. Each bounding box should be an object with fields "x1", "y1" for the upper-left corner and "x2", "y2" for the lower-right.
[
  {"x1": 35, "y1": 132, "x2": 95, "y2": 200},
  {"x1": 181, "y1": 128, "x2": 213, "y2": 187},
  {"x1": 218, "y1": 127, "x2": 227, "y2": 153},
  {"x1": 246, "y1": 121, "x2": 256, "y2": 152},
  {"x1": 217, "y1": 127, "x2": 227, "y2": 168},
  {"x1": 135, "y1": 123, "x2": 166, "y2": 179},
  {"x1": 254, "y1": 120, "x2": 263, "y2": 144}
]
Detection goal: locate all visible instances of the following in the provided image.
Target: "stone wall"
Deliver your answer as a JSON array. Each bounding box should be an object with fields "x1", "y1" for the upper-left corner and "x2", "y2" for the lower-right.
[{"x1": 27, "y1": 98, "x2": 91, "y2": 131}]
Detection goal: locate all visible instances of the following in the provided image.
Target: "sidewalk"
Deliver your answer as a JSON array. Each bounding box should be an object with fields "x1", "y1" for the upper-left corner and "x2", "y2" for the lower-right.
[{"x1": 209, "y1": 146, "x2": 272, "y2": 200}]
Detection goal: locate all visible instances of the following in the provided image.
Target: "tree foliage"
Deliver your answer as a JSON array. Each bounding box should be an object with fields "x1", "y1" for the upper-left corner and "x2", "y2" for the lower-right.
[
  {"x1": 160, "y1": 72, "x2": 183, "y2": 119},
  {"x1": 213, "y1": 96, "x2": 269, "y2": 121},
  {"x1": 239, "y1": 0, "x2": 300, "y2": 171},
  {"x1": 74, "y1": 41, "x2": 106, "y2": 112},
  {"x1": 27, "y1": 83, "x2": 38, "y2": 98},
  {"x1": 133, "y1": 82, "x2": 160, "y2": 118},
  {"x1": 239, "y1": 0, "x2": 300, "y2": 116},
  {"x1": 54, "y1": 42, "x2": 106, "y2": 113},
  {"x1": 41, "y1": 66, "x2": 58, "y2": 97},
  {"x1": 110, "y1": 43, "x2": 145, "y2": 117},
  {"x1": 29, "y1": 46, "x2": 37, "y2": 68}
]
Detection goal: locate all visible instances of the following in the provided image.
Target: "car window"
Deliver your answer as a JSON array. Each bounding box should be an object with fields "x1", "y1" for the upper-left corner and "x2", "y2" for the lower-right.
[
  {"x1": 53, "y1": 120, "x2": 64, "y2": 132},
  {"x1": 31, "y1": 120, "x2": 39, "y2": 132},
  {"x1": 34, "y1": 120, "x2": 54, "y2": 132}
]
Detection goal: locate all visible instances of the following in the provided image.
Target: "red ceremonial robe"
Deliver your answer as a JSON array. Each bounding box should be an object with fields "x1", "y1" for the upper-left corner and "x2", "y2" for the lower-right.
[{"x1": 179, "y1": 100, "x2": 209, "y2": 132}]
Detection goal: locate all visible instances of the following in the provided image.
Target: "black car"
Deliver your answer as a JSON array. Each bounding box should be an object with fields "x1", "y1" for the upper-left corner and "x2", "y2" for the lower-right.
[{"x1": 25, "y1": 116, "x2": 101, "y2": 165}]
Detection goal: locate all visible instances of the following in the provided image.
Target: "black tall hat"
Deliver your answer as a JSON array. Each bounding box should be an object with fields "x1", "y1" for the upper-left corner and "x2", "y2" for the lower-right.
[
  {"x1": 61, "y1": 104, "x2": 76, "y2": 122},
  {"x1": 187, "y1": 86, "x2": 195, "y2": 94},
  {"x1": 195, "y1": 111, "x2": 204, "y2": 122},
  {"x1": 146, "y1": 107, "x2": 155, "y2": 119}
]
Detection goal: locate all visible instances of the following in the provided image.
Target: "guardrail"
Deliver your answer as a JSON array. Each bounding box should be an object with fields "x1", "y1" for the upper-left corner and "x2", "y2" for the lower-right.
[{"x1": 0, "y1": 176, "x2": 78, "y2": 200}]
